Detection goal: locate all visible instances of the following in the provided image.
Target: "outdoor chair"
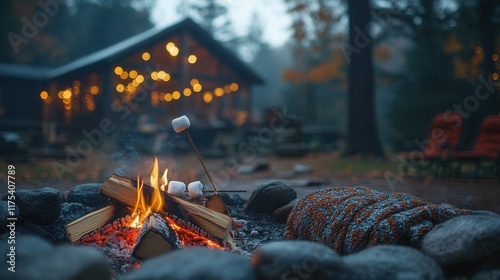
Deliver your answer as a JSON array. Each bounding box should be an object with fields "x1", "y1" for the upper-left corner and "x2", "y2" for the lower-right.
[
  {"x1": 401, "y1": 112, "x2": 464, "y2": 178},
  {"x1": 447, "y1": 115, "x2": 500, "y2": 180}
]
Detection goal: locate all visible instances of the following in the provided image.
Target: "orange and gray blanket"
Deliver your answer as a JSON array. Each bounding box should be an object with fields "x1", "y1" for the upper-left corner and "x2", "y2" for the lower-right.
[{"x1": 284, "y1": 187, "x2": 471, "y2": 255}]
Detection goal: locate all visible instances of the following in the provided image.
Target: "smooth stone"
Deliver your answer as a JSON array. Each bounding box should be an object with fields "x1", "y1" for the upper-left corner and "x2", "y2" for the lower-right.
[
  {"x1": 272, "y1": 198, "x2": 298, "y2": 223},
  {"x1": 3, "y1": 187, "x2": 61, "y2": 225},
  {"x1": 17, "y1": 202, "x2": 93, "y2": 244},
  {"x1": 471, "y1": 269, "x2": 500, "y2": 280},
  {"x1": 343, "y1": 245, "x2": 444, "y2": 280},
  {"x1": 251, "y1": 240, "x2": 352, "y2": 280},
  {"x1": 67, "y1": 183, "x2": 111, "y2": 209},
  {"x1": 245, "y1": 181, "x2": 297, "y2": 214},
  {"x1": 0, "y1": 201, "x2": 19, "y2": 234},
  {"x1": 0, "y1": 236, "x2": 107, "y2": 280},
  {"x1": 0, "y1": 235, "x2": 54, "y2": 275},
  {"x1": 19, "y1": 246, "x2": 111, "y2": 280},
  {"x1": 122, "y1": 247, "x2": 255, "y2": 280},
  {"x1": 420, "y1": 215, "x2": 500, "y2": 274}
]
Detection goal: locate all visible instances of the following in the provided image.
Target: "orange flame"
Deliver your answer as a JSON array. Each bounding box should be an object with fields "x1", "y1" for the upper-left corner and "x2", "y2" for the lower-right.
[{"x1": 130, "y1": 157, "x2": 168, "y2": 228}]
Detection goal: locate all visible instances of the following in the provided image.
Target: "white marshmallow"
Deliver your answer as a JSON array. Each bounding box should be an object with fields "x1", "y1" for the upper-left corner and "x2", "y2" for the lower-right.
[
  {"x1": 172, "y1": 115, "x2": 190, "y2": 133},
  {"x1": 188, "y1": 181, "x2": 204, "y2": 198},
  {"x1": 167, "y1": 181, "x2": 186, "y2": 197}
]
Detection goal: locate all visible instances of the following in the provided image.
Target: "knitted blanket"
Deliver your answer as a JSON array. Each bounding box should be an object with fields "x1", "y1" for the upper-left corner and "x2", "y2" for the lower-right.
[{"x1": 284, "y1": 187, "x2": 471, "y2": 255}]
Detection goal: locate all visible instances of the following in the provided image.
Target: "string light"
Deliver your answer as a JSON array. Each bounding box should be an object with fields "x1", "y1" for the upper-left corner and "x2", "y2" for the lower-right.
[
  {"x1": 142, "y1": 52, "x2": 151, "y2": 61},
  {"x1": 188, "y1": 54, "x2": 197, "y2": 64}
]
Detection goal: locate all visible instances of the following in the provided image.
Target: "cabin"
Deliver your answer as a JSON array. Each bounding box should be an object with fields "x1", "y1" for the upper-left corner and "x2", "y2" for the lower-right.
[{"x1": 0, "y1": 18, "x2": 263, "y2": 151}]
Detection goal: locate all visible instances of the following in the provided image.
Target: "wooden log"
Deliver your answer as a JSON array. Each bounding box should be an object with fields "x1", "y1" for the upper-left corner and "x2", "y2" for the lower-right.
[
  {"x1": 65, "y1": 204, "x2": 128, "y2": 244},
  {"x1": 100, "y1": 174, "x2": 234, "y2": 249},
  {"x1": 132, "y1": 213, "x2": 181, "y2": 260},
  {"x1": 206, "y1": 194, "x2": 228, "y2": 215}
]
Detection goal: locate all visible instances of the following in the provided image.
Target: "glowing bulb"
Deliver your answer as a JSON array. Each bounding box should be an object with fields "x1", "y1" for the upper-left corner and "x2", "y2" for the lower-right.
[
  {"x1": 151, "y1": 71, "x2": 158, "y2": 80},
  {"x1": 129, "y1": 70, "x2": 138, "y2": 79},
  {"x1": 63, "y1": 89, "x2": 72, "y2": 99},
  {"x1": 203, "y1": 92, "x2": 213, "y2": 103},
  {"x1": 136, "y1": 75, "x2": 144, "y2": 83},
  {"x1": 188, "y1": 54, "x2": 197, "y2": 64},
  {"x1": 230, "y1": 82, "x2": 239, "y2": 91},
  {"x1": 114, "y1": 66, "x2": 123, "y2": 75},
  {"x1": 193, "y1": 83, "x2": 202, "y2": 92},
  {"x1": 116, "y1": 84, "x2": 125, "y2": 92},
  {"x1": 90, "y1": 86, "x2": 99, "y2": 95},
  {"x1": 214, "y1": 87, "x2": 224, "y2": 97},
  {"x1": 120, "y1": 71, "x2": 128, "y2": 80},
  {"x1": 142, "y1": 52, "x2": 151, "y2": 61},
  {"x1": 172, "y1": 91, "x2": 181, "y2": 100},
  {"x1": 190, "y1": 79, "x2": 199, "y2": 86},
  {"x1": 164, "y1": 93, "x2": 173, "y2": 102},
  {"x1": 40, "y1": 91, "x2": 48, "y2": 100},
  {"x1": 170, "y1": 47, "x2": 179, "y2": 57},
  {"x1": 183, "y1": 88, "x2": 192, "y2": 96},
  {"x1": 162, "y1": 73, "x2": 170, "y2": 82}
]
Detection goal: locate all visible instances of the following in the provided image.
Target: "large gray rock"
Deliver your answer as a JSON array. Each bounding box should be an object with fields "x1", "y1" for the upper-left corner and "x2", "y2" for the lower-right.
[
  {"x1": 20, "y1": 246, "x2": 110, "y2": 280},
  {"x1": 17, "y1": 202, "x2": 93, "y2": 244},
  {"x1": 272, "y1": 198, "x2": 298, "y2": 223},
  {"x1": 246, "y1": 181, "x2": 297, "y2": 214},
  {"x1": 67, "y1": 183, "x2": 111, "y2": 209},
  {"x1": 420, "y1": 215, "x2": 500, "y2": 275},
  {"x1": 0, "y1": 201, "x2": 19, "y2": 234},
  {"x1": 1, "y1": 235, "x2": 109, "y2": 280},
  {"x1": 122, "y1": 247, "x2": 255, "y2": 280},
  {"x1": 471, "y1": 269, "x2": 500, "y2": 280},
  {"x1": 251, "y1": 240, "x2": 352, "y2": 280},
  {"x1": 5, "y1": 187, "x2": 61, "y2": 225},
  {"x1": 0, "y1": 235, "x2": 54, "y2": 275},
  {"x1": 343, "y1": 245, "x2": 444, "y2": 280}
]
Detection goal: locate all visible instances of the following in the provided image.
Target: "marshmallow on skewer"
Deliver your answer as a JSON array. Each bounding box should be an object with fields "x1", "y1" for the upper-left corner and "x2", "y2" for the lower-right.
[
  {"x1": 188, "y1": 181, "x2": 204, "y2": 198},
  {"x1": 167, "y1": 181, "x2": 186, "y2": 197},
  {"x1": 172, "y1": 115, "x2": 190, "y2": 133}
]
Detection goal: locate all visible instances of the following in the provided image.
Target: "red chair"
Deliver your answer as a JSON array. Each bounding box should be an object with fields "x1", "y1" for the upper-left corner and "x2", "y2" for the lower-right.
[
  {"x1": 449, "y1": 115, "x2": 500, "y2": 179},
  {"x1": 401, "y1": 112, "x2": 464, "y2": 177}
]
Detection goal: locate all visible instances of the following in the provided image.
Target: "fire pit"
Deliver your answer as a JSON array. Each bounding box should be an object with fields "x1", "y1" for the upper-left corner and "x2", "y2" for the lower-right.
[{"x1": 65, "y1": 157, "x2": 236, "y2": 272}]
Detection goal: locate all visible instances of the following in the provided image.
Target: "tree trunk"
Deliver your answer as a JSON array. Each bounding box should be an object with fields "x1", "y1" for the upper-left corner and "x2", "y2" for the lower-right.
[
  {"x1": 344, "y1": 0, "x2": 385, "y2": 158},
  {"x1": 479, "y1": 0, "x2": 498, "y2": 115}
]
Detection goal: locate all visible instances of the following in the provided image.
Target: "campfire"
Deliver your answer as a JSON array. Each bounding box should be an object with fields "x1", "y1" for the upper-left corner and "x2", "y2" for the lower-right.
[
  {"x1": 65, "y1": 157, "x2": 235, "y2": 266},
  {"x1": 64, "y1": 115, "x2": 239, "y2": 271}
]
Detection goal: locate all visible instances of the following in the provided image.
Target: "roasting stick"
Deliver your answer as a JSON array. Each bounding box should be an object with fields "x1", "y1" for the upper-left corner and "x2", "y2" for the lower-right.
[{"x1": 172, "y1": 115, "x2": 246, "y2": 248}]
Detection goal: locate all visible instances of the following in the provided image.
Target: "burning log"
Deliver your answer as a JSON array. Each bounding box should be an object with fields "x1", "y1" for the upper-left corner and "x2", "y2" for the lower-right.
[
  {"x1": 65, "y1": 204, "x2": 128, "y2": 244},
  {"x1": 132, "y1": 213, "x2": 181, "y2": 260},
  {"x1": 100, "y1": 174, "x2": 234, "y2": 249}
]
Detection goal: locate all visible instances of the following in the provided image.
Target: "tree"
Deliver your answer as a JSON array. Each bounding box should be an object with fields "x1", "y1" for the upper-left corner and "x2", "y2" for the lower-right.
[
  {"x1": 179, "y1": 0, "x2": 241, "y2": 55},
  {"x1": 283, "y1": 0, "x2": 344, "y2": 123},
  {"x1": 0, "y1": 0, "x2": 154, "y2": 66},
  {"x1": 343, "y1": 0, "x2": 385, "y2": 158}
]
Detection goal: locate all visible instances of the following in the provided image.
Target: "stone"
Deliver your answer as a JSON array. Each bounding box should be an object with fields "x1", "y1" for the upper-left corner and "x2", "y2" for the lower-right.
[
  {"x1": 67, "y1": 183, "x2": 111, "y2": 209},
  {"x1": 343, "y1": 245, "x2": 444, "y2": 280},
  {"x1": 272, "y1": 198, "x2": 298, "y2": 223},
  {"x1": 284, "y1": 187, "x2": 470, "y2": 255},
  {"x1": 11, "y1": 246, "x2": 111, "y2": 280},
  {"x1": 293, "y1": 164, "x2": 312, "y2": 174},
  {"x1": 122, "y1": 247, "x2": 255, "y2": 280},
  {"x1": 251, "y1": 240, "x2": 352, "y2": 280},
  {"x1": 471, "y1": 269, "x2": 500, "y2": 280},
  {"x1": 420, "y1": 215, "x2": 500, "y2": 275},
  {"x1": 246, "y1": 181, "x2": 297, "y2": 214},
  {"x1": 16, "y1": 202, "x2": 93, "y2": 245},
  {"x1": 0, "y1": 200, "x2": 19, "y2": 234},
  {"x1": 3, "y1": 187, "x2": 61, "y2": 225},
  {"x1": 237, "y1": 160, "x2": 270, "y2": 174},
  {"x1": 0, "y1": 235, "x2": 54, "y2": 274}
]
